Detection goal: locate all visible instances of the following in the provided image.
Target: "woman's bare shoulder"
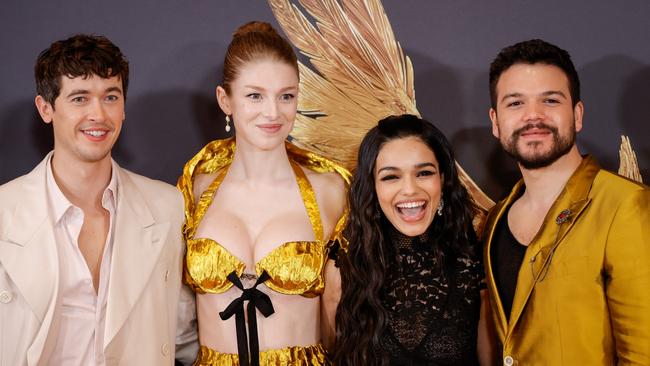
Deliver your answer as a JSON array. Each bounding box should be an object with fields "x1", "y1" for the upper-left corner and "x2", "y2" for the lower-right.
[
  {"x1": 305, "y1": 169, "x2": 346, "y2": 202},
  {"x1": 303, "y1": 169, "x2": 347, "y2": 230},
  {"x1": 191, "y1": 172, "x2": 220, "y2": 205}
]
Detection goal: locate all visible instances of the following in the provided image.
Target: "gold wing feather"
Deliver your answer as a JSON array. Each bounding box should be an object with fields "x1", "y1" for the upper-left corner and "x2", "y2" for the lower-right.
[
  {"x1": 268, "y1": 0, "x2": 495, "y2": 221},
  {"x1": 618, "y1": 135, "x2": 643, "y2": 183}
]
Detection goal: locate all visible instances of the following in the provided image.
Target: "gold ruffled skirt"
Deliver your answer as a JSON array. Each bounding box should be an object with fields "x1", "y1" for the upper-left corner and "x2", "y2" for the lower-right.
[{"x1": 193, "y1": 344, "x2": 330, "y2": 365}]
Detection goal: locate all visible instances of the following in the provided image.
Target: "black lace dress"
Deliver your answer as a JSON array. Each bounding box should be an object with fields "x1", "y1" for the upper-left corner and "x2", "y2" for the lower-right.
[{"x1": 379, "y1": 226, "x2": 483, "y2": 366}]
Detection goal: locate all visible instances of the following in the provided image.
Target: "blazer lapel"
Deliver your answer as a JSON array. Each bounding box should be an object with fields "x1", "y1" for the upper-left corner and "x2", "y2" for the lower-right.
[
  {"x1": 103, "y1": 167, "x2": 170, "y2": 348},
  {"x1": 506, "y1": 156, "x2": 599, "y2": 341},
  {"x1": 1, "y1": 221, "x2": 58, "y2": 325},
  {"x1": 0, "y1": 157, "x2": 59, "y2": 323},
  {"x1": 483, "y1": 183, "x2": 524, "y2": 341},
  {"x1": 0, "y1": 155, "x2": 60, "y2": 365}
]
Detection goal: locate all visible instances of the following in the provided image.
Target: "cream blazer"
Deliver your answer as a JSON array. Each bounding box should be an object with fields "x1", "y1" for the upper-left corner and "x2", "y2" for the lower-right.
[
  {"x1": 0, "y1": 154, "x2": 196, "y2": 366},
  {"x1": 483, "y1": 156, "x2": 650, "y2": 365}
]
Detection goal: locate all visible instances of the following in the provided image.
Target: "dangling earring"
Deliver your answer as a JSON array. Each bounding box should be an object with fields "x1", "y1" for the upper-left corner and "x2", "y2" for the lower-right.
[
  {"x1": 225, "y1": 115, "x2": 232, "y2": 132},
  {"x1": 437, "y1": 197, "x2": 444, "y2": 216}
]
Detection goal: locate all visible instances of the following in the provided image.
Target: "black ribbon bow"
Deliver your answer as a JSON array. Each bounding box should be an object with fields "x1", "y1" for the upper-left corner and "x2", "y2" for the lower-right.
[{"x1": 219, "y1": 270, "x2": 275, "y2": 366}]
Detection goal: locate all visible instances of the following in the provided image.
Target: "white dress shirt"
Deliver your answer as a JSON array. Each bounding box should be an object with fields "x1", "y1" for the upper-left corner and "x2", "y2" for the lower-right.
[{"x1": 45, "y1": 157, "x2": 117, "y2": 366}]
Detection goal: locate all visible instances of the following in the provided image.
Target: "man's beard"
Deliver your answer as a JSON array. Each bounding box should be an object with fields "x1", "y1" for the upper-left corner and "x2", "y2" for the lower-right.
[{"x1": 501, "y1": 122, "x2": 575, "y2": 170}]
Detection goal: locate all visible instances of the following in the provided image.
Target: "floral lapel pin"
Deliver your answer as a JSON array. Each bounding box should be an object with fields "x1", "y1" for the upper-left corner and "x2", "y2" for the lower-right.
[{"x1": 555, "y1": 209, "x2": 572, "y2": 225}]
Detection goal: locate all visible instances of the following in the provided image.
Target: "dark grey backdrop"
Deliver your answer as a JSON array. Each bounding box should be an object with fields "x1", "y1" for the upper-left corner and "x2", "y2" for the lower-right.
[{"x1": 1, "y1": 0, "x2": 649, "y2": 199}]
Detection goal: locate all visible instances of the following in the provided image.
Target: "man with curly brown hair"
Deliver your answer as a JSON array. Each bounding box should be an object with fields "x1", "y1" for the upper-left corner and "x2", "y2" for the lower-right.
[{"x1": 0, "y1": 34, "x2": 196, "y2": 365}]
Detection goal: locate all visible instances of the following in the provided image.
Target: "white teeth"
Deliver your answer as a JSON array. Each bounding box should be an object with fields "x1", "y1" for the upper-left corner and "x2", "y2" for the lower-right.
[
  {"x1": 84, "y1": 130, "x2": 106, "y2": 137},
  {"x1": 396, "y1": 201, "x2": 425, "y2": 209}
]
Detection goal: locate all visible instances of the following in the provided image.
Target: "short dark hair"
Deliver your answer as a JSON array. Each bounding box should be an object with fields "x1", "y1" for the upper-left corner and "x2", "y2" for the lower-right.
[
  {"x1": 489, "y1": 39, "x2": 580, "y2": 108},
  {"x1": 34, "y1": 34, "x2": 129, "y2": 107}
]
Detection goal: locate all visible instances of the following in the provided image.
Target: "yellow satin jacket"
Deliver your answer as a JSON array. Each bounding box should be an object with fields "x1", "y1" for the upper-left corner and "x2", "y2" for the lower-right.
[{"x1": 483, "y1": 156, "x2": 650, "y2": 365}]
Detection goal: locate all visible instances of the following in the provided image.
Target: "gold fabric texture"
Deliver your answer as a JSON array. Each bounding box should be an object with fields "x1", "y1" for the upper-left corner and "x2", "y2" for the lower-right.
[
  {"x1": 193, "y1": 344, "x2": 330, "y2": 365},
  {"x1": 482, "y1": 156, "x2": 650, "y2": 365},
  {"x1": 178, "y1": 138, "x2": 351, "y2": 295}
]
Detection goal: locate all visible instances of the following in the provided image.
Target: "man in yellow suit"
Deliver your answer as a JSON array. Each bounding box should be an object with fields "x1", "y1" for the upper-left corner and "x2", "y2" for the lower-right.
[{"x1": 484, "y1": 39, "x2": 649, "y2": 365}]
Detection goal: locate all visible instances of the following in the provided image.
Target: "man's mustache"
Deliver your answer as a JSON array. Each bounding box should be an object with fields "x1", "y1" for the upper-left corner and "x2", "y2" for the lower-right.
[{"x1": 513, "y1": 123, "x2": 558, "y2": 138}]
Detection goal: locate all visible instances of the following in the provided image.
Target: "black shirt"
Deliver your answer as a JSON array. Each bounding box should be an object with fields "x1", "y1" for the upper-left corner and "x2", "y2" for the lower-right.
[{"x1": 490, "y1": 206, "x2": 528, "y2": 320}]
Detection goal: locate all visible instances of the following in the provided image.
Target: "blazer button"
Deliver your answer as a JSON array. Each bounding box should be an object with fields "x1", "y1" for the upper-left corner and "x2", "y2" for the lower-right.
[
  {"x1": 504, "y1": 355, "x2": 514, "y2": 366},
  {"x1": 161, "y1": 343, "x2": 169, "y2": 356},
  {"x1": 0, "y1": 290, "x2": 13, "y2": 304}
]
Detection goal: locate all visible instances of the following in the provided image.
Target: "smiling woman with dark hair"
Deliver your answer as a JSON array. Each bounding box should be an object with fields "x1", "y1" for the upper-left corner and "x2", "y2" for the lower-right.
[{"x1": 333, "y1": 114, "x2": 494, "y2": 366}]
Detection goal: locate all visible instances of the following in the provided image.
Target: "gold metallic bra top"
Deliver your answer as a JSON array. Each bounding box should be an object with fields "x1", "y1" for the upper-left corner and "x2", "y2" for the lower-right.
[{"x1": 178, "y1": 138, "x2": 350, "y2": 297}]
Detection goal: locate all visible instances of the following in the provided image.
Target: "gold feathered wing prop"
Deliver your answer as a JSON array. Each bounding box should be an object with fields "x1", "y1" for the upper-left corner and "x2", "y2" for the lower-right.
[
  {"x1": 268, "y1": 0, "x2": 496, "y2": 223},
  {"x1": 619, "y1": 135, "x2": 643, "y2": 183}
]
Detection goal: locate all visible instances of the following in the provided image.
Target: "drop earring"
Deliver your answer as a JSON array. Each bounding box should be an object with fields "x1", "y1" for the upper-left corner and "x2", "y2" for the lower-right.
[
  {"x1": 225, "y1": 115, "x2": 231, "y2": 132},
  {"x1": 437, "y1": 197, "x2": 444, "y2": 216}
]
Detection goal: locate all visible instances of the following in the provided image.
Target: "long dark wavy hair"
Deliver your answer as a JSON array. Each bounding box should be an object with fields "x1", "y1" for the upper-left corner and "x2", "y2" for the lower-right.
[{"x1": 332, "y1": 114, "x2": 478, "y2": 365}]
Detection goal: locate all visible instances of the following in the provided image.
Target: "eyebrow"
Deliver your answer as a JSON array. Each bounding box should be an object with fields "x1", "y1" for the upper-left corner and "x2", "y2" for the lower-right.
[
  {"x1": 500, "y1": 92, "x2": 522, "y2": 102},
  {"x1": 65, "y1": 86, "x2": 123, "y2": 98},
  {"x1": 66, "y1": 89, "x2": 89, "y2": 98},
  {"x1": 377, "y1": 162, "x2": 437, "y2": 174},
  {"x1": 105, "y1": 86, "x2": 123, "y2": 95},
  {"x1": 243, "y1": 85, "x2": 298, "y2": 92},
  {"x1": 540, "y1": 90, "x2": 567, "y2": 98},
  {"x1": 500, "y1": 90, "x2": 567, "y2": 103}
]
